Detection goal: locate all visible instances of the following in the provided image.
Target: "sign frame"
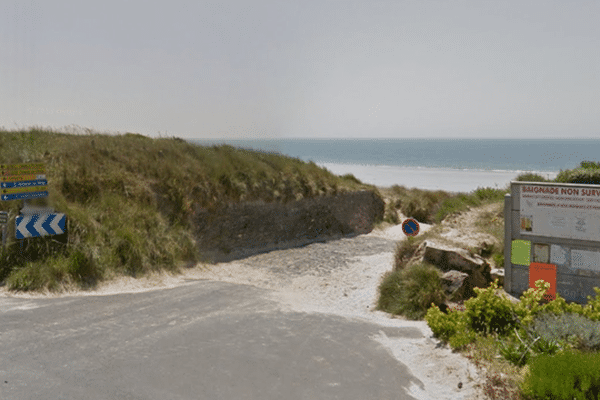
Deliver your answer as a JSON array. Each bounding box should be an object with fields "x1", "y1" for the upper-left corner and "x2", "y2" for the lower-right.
[{"x1": 505, "y1": 181, "x2": 600, "y2": 305}]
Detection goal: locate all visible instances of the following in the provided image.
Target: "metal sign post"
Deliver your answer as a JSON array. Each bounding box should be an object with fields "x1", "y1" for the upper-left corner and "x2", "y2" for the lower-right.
[{"x1": 0, "y1": 211, "x2": 7, "y2": 247}]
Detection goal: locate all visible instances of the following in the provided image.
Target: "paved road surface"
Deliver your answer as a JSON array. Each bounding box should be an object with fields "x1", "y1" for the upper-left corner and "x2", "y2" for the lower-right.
[{"x1": 1, "y1": 279, "x2": 426, "y2": 400}]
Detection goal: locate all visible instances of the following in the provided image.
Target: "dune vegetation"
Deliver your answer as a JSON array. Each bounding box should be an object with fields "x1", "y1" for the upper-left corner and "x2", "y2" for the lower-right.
[
  {"x1": 0, "y1": 127, "x2": 371, "y2": 292},
  {"x1": 377, "y1": 162, "x2": 600, "y2": 399}
]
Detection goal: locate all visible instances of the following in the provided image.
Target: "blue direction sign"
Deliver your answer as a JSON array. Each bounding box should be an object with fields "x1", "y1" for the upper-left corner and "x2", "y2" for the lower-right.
[
  {"x1": 16, "y1": 213, "x2": 66, "y2": 239},
  {"x1": 402, "y1": 217, "x2": 420, "y2": 237},
  {"x1": 1, "y1": 179, "x2": 47, "y2": 189},
  {"x1": 1, "y1": 191, "x2": 48, "y2": 201}
]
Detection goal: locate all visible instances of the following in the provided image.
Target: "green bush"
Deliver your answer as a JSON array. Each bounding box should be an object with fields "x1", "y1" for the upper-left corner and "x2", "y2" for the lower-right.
[
  {"x1": 555, "y1": 168, "x2": 600, "y2": 185},
  {"x1": 513, "y1": 173, "x2": 549, "y2": 182},
  {"x1": 464, "y1": 280, "x2": 520, "y2": 337},
  {"x1": 425, "y1": 303, "x2": 469, "y2": 343},
  {"x1": 580, "y1": 160, "x2": 600, "y2": 170},
  {"x1": 580, "y1": 287, "x2": 600, "y2": 322},
  {"x1": 448, "y1": 325, "x2": 479, "y2": 350},
  {"x1": 472, "y1": 187, "x2": 507, "y2": 202},
  {"x1": 520, "y1": 349, "x2": 600, "y2": 400},
  {"x1": 377, "y1": 262, "x2": 447, "y2": 320}
]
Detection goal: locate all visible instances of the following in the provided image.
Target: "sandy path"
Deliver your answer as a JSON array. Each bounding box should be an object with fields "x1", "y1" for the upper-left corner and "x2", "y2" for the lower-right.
[{"x1": 1, "y1": 219, "x2": 489, "y2": 399}]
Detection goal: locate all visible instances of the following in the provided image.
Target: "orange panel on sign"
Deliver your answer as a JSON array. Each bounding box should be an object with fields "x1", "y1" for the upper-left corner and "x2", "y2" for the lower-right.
[{"x1": 529, "y1": 263, "x2": 556, "y2": 302}]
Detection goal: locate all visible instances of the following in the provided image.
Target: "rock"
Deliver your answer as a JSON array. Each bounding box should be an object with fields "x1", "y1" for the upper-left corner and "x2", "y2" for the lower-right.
[
  {"x1": 440, "y1": 270, "x2": 471, "y2": 301},
  {"x1": 491, "y1": 268, "x2": 504, "y2": 286},
  {"x1": 495, "y1": 288, "x2": 521, "y2": 305},
  {"x1": 404, "y1": 240, "x2": 493, "y2": 302},
  {"x1": 422, "y1": 240, "x2": 492, "y2": 289}
]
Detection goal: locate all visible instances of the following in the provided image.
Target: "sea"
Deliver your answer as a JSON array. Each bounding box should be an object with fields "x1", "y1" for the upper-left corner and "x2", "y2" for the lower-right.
[{"x1": 187, "y1": 139, "x2": 600, "y2": 194}]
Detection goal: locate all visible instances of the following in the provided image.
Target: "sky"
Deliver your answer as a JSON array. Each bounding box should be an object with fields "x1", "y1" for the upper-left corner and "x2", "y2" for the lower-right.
[{"x1": 1, "y1": 0, "x2": 599, "y2": 140}]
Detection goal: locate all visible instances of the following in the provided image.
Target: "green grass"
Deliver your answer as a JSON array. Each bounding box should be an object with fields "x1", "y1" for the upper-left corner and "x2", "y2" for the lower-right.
[
  {"x1": 0, "y1": 126, "x2": 373, "y2": 292},
  {"x1": 376, "y1": 262, "x2": 447, "y2": 320}
]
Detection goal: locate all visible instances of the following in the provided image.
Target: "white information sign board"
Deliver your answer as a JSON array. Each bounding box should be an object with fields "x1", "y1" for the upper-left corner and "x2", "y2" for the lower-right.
[
  {"x1": 550, "y1": 244, "x2": 568, "y2": 265},
  {"x1": 571, "y1": 249, "x2": 600, "y2": 272},
  {"x1": 520, "y1": 184, "x2": 600, "y2": 242}
]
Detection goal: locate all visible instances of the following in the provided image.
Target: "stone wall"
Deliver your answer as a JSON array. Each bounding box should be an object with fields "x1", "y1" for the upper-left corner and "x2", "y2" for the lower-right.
[{"x1": 187, "y1": 190, "x2": 385, "y2": 262}]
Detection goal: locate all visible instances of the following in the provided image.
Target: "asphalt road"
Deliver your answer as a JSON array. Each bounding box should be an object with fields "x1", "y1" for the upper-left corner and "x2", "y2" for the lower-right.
[{"x1": 0, "y1": 279, "x2": 427, "y2": 400}]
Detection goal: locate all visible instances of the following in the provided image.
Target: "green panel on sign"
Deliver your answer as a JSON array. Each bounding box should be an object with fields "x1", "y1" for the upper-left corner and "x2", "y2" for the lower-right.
[{"x1": 511, "y1": 240, "x2": 531, "y2": 266}]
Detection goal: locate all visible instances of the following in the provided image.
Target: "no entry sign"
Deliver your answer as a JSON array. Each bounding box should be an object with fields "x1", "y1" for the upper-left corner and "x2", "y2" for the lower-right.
[{"x1": 402, "y1": 217, "x2": 420, "y2": 236}]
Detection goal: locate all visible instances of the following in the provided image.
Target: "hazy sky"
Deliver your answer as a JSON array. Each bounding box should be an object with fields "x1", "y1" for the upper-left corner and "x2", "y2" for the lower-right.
[{"x1": 2, "y1": 1, "x2": 599, "y2": 139}]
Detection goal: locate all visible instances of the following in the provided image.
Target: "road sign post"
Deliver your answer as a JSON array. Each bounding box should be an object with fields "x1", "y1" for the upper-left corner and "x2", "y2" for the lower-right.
[
  {"x1": 0, "y1": 211, "x2": 7, "y2": 247},
  {"x1": 1, "y1": 163, "x2": 68, "y2": 243}
]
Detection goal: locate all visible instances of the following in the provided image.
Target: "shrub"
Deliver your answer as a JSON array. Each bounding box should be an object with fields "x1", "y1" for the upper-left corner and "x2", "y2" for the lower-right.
[
  {"x1": 536, "y1": 291, "x2": 584, "y2": 317},
  {"x1": 580, "y1": 287, "x2": 600, "y2": 322},
  {"x1": 513, "y1": 173, "x2": 549, "y2": 182},
  {"x1": 580, "y1": 160, "x2": 600, "y2": 170},
  {"x1": 497, "y1": 325, "x2": 563, "y2": 368},
  {"x1": 377, "y1": 262, "x2": 446, "y2": 320},
  {"x1": 425, "y1": 303, "x2": 468, "y2": 343},
  {"x1": 472, "y1": 186, "x2": 506, "y2": 202},
  {"x1": 464, "y1": 280, "x2": 520, "y2": 337},
  {"x1": 520, "y1": 349, "x2": 600, "y2": 400},
  {"x1": 512, "y1": 280, "x2": 553, "y2": 327},
  {"x1": 498, "y1": 333, "x2": 532, "y2": 367},
  {"x1": 527, "y1": 311, "x2": 600, "y2": 353},
  {"x1": 401, "y1": 197, "x2": 430, "y2": 224},
  {"x1": 448, "y1": 326, "x2": 479, "y2": 350},
  {"x1": 393, "y1": 236, "x2": 420, "y2": 271},
  {"x1": 555, "y1": 168, "x2": 600, "y2": 185},
  {"x1": 6, "y1": 263, "x2": 39, "y2": 291}
]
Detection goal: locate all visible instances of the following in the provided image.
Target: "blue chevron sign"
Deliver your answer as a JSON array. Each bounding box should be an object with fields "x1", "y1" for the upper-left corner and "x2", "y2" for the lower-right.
[
  {"x1": 1, "y1": 191, "x2": 48, "y2": 201},
  {"x1": 15, "y1": 213, "x2": 66, "y2": 239}
]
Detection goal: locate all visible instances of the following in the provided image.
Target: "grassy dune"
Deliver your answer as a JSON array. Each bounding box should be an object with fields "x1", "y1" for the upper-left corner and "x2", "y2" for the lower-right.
[{"x1": 0, "y1": 127, "x2": 371, "y2": 292}]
